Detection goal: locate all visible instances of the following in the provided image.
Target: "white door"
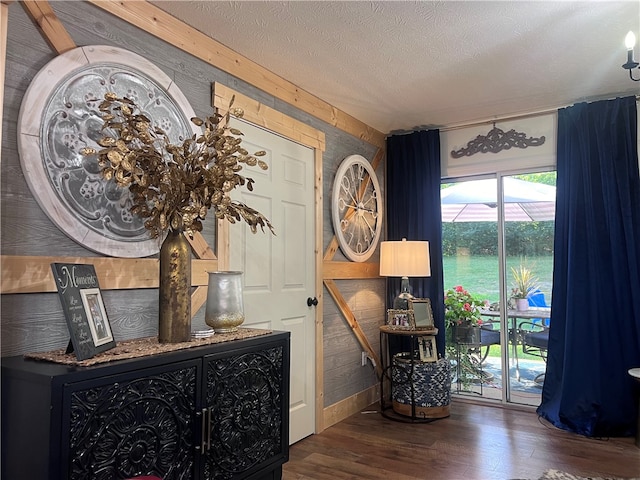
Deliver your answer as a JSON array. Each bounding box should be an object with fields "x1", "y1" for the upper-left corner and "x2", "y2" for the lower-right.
[{"x1": 228, "y1": 118, "x2": 316, "y2": 445}]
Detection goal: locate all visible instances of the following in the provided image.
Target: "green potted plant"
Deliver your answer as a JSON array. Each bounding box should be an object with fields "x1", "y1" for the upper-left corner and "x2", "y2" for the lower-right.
[
  {"x1": 444, "y1": 285, "x2": 487, "y2": 345},
  {"x1": 510, "y1": 264, "x2": 539, "y2": 311},
  {"x1": 444, "y1": 285, "x2": 489, "y2": 387}
]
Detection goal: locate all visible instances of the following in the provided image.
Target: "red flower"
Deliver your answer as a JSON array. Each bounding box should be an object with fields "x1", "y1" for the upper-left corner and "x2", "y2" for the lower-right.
[{"x1": 444, "y1": 285, "x2": 488, "y2": 329}]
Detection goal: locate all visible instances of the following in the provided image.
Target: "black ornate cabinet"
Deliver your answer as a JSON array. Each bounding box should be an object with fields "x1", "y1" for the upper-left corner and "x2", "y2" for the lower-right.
[{"x1": 1, "y1": 331, "x2": 290, "y2": 480}]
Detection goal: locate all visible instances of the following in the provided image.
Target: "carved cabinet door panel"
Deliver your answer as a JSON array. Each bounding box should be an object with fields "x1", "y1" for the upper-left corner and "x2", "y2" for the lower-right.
[
  {"x1": 63, "y1": 359, "x2": 200, "y2": 480},
  {"x1": 203, "y1": 345, "x2": 289, "y2": 480}
]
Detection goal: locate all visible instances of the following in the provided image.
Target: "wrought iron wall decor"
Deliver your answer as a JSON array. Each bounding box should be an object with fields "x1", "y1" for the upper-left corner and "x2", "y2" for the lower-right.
[{"x1": 450, "y1": 123, "x2": 546, "y2": 158}]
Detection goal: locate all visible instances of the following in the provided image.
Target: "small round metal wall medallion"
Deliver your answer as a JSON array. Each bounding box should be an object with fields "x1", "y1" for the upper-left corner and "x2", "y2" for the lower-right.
[
  {"x1": 331, "y1": 154, "x2": 383, "y2": 262},
  {"x1": 18, "y1": 45, "x2": 200, "y2": 257}
]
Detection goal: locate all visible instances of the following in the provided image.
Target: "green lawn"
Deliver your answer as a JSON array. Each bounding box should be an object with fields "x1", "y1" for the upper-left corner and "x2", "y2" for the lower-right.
[
  {"x1": 443, "y1": 255, "x2": 554, "y2": 304},
  {"x1": 480, "y1": 344, "x2": 545, "y2": 362}
]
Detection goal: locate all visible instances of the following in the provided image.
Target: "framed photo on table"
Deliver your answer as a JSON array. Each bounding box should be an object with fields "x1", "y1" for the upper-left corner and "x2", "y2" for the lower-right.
[
  {"x1": 418, "y1": 336, "x2": 437, "y2": 362},
  {"x1": 409, "y1": 298, "x2": 435, "y2": 330},
  {"x1": 51, "y1": 263, "x2": 116, "y2": 360},
  {"x1": 386, "y1": 309, "x2": 414, "y2": 330},
  {"x1": 80, "y1": 288, "x2": 114, "y2": 347}
]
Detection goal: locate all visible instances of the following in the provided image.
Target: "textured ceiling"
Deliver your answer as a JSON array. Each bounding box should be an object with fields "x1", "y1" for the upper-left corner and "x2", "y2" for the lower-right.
[{"x1": 150, "y1": 1, "x2": 640, "y2": 134}]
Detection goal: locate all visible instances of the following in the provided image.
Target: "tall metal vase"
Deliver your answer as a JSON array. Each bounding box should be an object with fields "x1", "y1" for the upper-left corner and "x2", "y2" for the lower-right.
[
  {"x1": 158, "y1": 229, "x2": 191, "y2": 343},
  {"x1": 205, "y1": 271, "x2": 245, "y2": 333}
]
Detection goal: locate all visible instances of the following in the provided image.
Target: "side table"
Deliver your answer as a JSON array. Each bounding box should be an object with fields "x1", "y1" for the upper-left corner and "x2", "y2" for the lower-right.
[{"x1": 379, "y1": 326, "x2": 450, "y2": 422}]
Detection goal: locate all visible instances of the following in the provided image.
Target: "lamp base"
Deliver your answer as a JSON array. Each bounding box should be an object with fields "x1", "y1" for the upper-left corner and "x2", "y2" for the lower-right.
[
  {"x1": 393, "y1": 277, "x2": 413, "y2": 310},
  {"x1": 393, "y1": 293, "x2": 413, "y2": 310}
]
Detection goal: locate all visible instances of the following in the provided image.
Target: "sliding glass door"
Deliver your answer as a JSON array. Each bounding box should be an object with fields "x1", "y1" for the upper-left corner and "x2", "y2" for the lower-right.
[{"x1": 442, "y1": 171, "x2": 555, "y2": 406}]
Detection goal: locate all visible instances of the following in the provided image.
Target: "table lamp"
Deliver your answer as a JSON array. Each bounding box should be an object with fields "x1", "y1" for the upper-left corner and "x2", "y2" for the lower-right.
[{"x1": 379, "y1": 238, "x2": 431, "y2": 309}]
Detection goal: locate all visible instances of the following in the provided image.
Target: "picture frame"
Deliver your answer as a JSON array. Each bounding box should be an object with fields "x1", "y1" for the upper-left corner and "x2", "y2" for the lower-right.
[
  {"x1": 51, "y1": 263, "x2": 116, "y2": 360},
  {"x1": 386, "y1": 309, "x2": 414, "y2": 329},
  {"x1": 418, "y1": 336, "x2": 437, "y2": 362},
  {"x1": 80, "y1": 288, "x2": 114, "y2": 347},
  {"x1": 409, "y1": 297, "x2": 435, "y2": 330}
]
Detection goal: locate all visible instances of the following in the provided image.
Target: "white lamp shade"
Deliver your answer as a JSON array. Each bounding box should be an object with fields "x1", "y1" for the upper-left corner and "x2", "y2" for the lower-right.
[{"x1": 379, "y1": 239, "x2": 431, "y2": 277}]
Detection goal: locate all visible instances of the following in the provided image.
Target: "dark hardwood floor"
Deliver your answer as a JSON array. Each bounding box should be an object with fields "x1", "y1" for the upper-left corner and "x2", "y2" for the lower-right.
[{"x1": 283, "y1": 399, "x2": 640, "y2": 480}]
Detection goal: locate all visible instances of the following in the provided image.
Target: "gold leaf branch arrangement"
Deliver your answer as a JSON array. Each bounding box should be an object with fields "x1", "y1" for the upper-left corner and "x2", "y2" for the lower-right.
[{"x1": 82, "y1": 93, "x2": 275, "y2": 239}]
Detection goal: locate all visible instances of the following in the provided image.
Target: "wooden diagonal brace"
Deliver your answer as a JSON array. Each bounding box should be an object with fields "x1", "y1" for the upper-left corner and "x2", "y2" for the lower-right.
[
  {"x1": 324, "y1": 279, "x2": 382, "y2": 379},
  {"x1": 21, "y1": 1, "x2": 76, "y2": 55}
]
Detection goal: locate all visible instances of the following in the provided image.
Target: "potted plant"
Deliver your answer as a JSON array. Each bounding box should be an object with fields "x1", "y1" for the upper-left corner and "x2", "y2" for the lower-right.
[
  {"x1": 444, "y1": 285, "x2": 487, "y2": 345},
  {"x1": 510, "y1": 264, "x2": 539, "y2": 311},
  {"x1": 444, "y1": 286, "x2": 489, "y2": 387}
]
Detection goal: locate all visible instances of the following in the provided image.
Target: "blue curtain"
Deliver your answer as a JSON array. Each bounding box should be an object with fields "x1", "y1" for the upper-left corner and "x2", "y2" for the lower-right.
[
  {"x1": 386, "y1": 130, "x2": 445, "y2": 355},
  {"x1": 538, "y1": 96, "x2": 640, "y2": 437}
]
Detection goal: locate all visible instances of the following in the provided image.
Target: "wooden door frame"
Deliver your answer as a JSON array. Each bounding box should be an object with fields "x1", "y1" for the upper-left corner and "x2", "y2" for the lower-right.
[{"x1": 213, "y1": 82, "x2": 326, "y2": 435}]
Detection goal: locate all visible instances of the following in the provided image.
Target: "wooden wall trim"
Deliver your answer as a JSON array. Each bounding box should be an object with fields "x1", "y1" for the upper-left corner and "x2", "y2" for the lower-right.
[
  {"x1": 323, "y1": 261, "x2": 380, "y2": 280},
  {"x1": 213, "y1": 82, "x2": 326, "y2": 153},
  {"x1": 1, "y1": 229, "x2": 218, "y2": 293},
  {"x1": 322, "y1": 384, "x2": 379, "y2": 430},
  {"x1": 322, "y1": 237, "x2": 340, "y2": 262},
  {"x1": 314, "y1": 147, "x2": 325, "y2": 433},
  {"x1": 324, "y1": 279, "x2": 382, "y2": 378},
  {"x1": 88, "y1": 0, "x2": 385, "y2": 149},
  {"x1": 213, "y1": 83, "x2": 326, "y2": 152},
  {"x1": 21, "y1": 1, "x2": 76, "y2": 54},
  {"x1": 0, "y1": 255, "x2": 218, "y2": 294}
]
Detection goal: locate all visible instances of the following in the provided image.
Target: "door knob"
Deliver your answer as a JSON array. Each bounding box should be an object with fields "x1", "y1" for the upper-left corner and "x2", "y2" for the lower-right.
[{"x1": 307, "y1": 297, "x2": 318, "y2": 307}]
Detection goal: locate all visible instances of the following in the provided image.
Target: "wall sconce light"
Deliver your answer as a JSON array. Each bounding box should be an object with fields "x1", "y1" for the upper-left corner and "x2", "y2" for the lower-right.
[
  {"x1": 379, "y1": 238, "x2": 431, "y2": 309},
  {"x1": 622, "y1": 31, "x2": 639, "y2": 81}
]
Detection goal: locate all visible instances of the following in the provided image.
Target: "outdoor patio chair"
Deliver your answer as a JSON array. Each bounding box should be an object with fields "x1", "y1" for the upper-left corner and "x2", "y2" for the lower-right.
[
  {"x1": 471, "y1": 320, "x2": 501, "y2": 363},
  {"x1": 519, "y1": 320, "x2": 549, "y2": 383},
  {"x1": 527, "y1": 289, "x2": 549, "y2": 326},
  {"x1": 519, "y1": 321, "x2": 549, "y2": 359}
]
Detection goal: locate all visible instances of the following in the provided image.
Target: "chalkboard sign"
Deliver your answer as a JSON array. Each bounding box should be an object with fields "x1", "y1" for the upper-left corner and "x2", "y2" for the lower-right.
[{"x1": 51, "y1": 263, "x2": 116, "y2": 360}]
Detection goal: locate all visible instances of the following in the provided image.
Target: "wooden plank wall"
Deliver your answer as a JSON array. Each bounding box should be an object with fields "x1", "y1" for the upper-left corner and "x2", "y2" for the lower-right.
[{"x1": 1, "y1": 1, "x2": 386, "y2": 417}]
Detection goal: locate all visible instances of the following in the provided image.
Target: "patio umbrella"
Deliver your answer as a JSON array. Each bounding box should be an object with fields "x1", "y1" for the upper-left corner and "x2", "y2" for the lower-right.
[{"x1": 441, "y1": 177, "x2": 556, "y2": 222}]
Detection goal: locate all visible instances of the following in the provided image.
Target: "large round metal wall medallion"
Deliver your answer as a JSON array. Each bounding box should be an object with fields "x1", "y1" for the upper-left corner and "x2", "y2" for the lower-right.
[{"x1": 18, "y1": 45, "x2": 200, "y2": 257}]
